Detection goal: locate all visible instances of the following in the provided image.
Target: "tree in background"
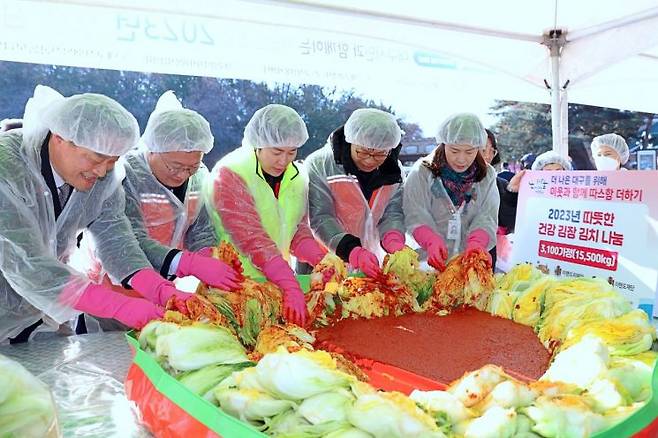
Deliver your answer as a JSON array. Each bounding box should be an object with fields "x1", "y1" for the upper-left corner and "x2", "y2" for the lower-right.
[
  {"x1": 490, "y1": 100, "x2": 652, "y2": 166},
  {"x1": 489, "y1": 100, "x2": 552, "y2": 162},
  {"x1": 0, "y1": 61, "x2": 423, "y2": 167},
  {"x1": 3, "y1": 61, "x2": 655, "y2": 168}
]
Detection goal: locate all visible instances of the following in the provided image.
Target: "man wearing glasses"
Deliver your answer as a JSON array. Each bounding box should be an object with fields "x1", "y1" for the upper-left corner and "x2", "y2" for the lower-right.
[
  {"x1": 1, "y1": 86, "x2": 196, "y2": 343},
  {"x1": 305, "y1": 108, "x2": 406, "y2": 278},
  {"x1": 75, "y1": 91, "x2": 239, "y2": 300}
]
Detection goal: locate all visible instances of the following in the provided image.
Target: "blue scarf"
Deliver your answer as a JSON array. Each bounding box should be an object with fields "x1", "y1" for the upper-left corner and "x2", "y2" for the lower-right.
[{"x1": 439, "y1": 163, "x2": 478, "y2": 207}]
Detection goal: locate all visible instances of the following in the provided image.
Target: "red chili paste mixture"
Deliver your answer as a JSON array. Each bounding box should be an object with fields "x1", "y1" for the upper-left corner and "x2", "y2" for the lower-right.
[{"x1": 314, "y1": 307, "x2": 550, "y2": 384}]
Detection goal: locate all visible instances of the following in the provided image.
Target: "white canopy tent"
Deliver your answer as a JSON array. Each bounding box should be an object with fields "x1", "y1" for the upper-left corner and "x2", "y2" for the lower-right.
[
  {"x1": 236, "y1": 0, "x2": 658, "y2": 155},
  {"x1": 1, "y1": 0, "x2": 658, "y2": 154}
]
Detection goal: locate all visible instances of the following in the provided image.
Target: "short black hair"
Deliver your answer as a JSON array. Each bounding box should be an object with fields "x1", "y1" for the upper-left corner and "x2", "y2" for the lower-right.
[
  {"x1": 485, "y1": 129, "x2": 501, "y2": 166},
  {"x1": 485, "y1": 129, "x2": 497, "y2": 150},
  {"x1": 520, "y1": 153, "x2": 537, "y2": 169}
]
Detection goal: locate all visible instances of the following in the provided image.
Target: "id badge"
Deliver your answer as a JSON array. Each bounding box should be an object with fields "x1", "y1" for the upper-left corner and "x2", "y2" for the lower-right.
[{"x1": 447, "y1": 213, "x2": 461, "y2": 240}]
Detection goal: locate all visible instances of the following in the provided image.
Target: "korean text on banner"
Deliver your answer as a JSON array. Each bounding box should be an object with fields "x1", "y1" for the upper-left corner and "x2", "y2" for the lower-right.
[{"x1": 510, "y1": 170, "x2": 658, "y2": 318}]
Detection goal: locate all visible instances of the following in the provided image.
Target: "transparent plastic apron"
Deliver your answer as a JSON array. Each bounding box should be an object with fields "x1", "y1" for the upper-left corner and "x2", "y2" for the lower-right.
[{"x1": 360, "y1": 186, "x2": 397, "y2": 263}]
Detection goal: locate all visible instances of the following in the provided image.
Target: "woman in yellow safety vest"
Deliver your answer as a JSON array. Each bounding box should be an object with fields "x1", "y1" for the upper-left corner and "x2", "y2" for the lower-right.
[{"x1": 206, "y1": 104, "x2": 326, "y2": 326}]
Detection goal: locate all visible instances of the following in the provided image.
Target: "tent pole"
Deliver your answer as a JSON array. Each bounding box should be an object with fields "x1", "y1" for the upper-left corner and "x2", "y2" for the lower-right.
[
  {"x1": 544, "y1": 29, "x2": 568, "y2": 157},
  {"x1": 550, "y1": 52, "x2": 562, "y2": 154},
  {"x1": 560, "y1": 88, "x2": 569, "y2": 155}
]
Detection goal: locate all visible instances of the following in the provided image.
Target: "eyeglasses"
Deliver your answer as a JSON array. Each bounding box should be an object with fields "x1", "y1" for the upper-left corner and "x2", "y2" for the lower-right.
[
  {"x1": 354, "y1": 147, "x2": 390, "y2": 161},
  {"x1": 159, "y1": 155, "x2": 201, "y2": 177}
]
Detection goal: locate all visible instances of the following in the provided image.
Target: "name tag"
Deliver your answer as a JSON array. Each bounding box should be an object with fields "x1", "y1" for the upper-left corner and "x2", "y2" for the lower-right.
[{"x1": 447, "y1": 213, "x2": 461, "y2": 240}]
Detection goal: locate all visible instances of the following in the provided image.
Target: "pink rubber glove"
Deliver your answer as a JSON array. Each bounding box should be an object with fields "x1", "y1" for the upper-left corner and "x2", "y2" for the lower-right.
[
  {"x1": 348, "y1": 247, "x2": 381, "y2": 278},
  {"x1": 131, "y1": 269, "x2": 193, "y2": 307},
  {"x1": 177, "y1": 251, "x2": 239, "y2": 291},
  {"x1": 412, "y1": 225, "x2": 448, "y2": 271},
  {"x1": 262, "y1": 256, "x2": 308, "y2": 326},
  {"x1": 75, "y1": 284, "x2": 164, "y2": 329},
  {"x1": 381, "y1": 230, "x2": 406, "y2": 254},
  {"x1": 293, "y1": 238, "x2": 327, "y2": 266},
  {"x1": 464, "y1": 228, "x2": 492, "y2": 264}
]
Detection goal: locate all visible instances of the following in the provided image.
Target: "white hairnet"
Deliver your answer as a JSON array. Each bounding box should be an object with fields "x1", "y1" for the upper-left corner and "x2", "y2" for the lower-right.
[
  {"x1": 436, "y1": 113, "x2": 487, "y2": 149},
  {"x1": 38, "y1": 89, "x2": 139, "y2": 156},
  {"x1": 344, "y1": 108, "x2": 402, "y2": 150},
  {"x1": 243, "y1": 104, "x2": 308, "y2": 149},
  {"x1": 142, "y1": 91, "x2": 214, "y2": 154},
  {"x1": 22, "y1": 85, "x2": 64, "y2": 152},
  {"x1": 531, "y1": 151, "x2": 572, "y2": 170},
  {"x1": 591, "y1": 133, "x2": 629, "y2": 165}
]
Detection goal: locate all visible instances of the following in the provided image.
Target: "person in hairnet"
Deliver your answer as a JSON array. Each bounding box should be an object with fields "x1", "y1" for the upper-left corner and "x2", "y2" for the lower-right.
[
  {"x1": 304, "y1": 108, "x2": 405, "y2": 278},
  {"x1": 0, "y1": 86, "x2": 191, "y2": 344},
  {"x1": 591, "y1": 133, "x2": 629, "y2": 170},
  {"x1": 206, "y1": 104, "x2": 326, "y2": 326},
  {"x1": 531, "y1": 150, "x2": 573, "y2": 171},
  {"x1": 492, "y1": 151, "x2": 570, "y2": 239},
  {"x1": 78, "y1": 91, "x2": 239, "y2": 291},
  {"x1": 404, "y1": 113, "x2": 499, "y2": 270}
]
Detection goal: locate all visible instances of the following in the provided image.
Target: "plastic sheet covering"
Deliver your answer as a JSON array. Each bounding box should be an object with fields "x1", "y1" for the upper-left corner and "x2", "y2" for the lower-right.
[
  {"x1": 0, "y1": 332, "x2": 150, "y2": 437},
  {"x1": 124, "y1": 333, "x2": 263, "y2": 438},
  {"x1": 0, "y1": 353, "x2": 60, "y2": 437}
]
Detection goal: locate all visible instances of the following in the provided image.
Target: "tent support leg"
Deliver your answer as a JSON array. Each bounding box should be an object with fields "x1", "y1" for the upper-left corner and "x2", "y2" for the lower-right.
[{"x1": 544, "y1": 29, "x2": 568, "y2": 157}]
